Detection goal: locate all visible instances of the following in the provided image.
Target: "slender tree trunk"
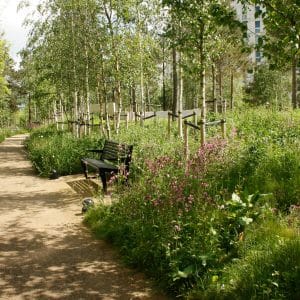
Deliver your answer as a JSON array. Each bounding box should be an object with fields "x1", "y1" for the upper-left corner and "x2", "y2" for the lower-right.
[
  {"x1": 230, "y1": 70, "x2": 234, "y2": 110},
  {"x1": 132, "y1": 85, "x2": 137, "y2": 123},
  {"x1": 28, "y1": 93, "x2": 32, "y2": 126},
  {"x1": 104, "y1": 2, "x2": 122, "y2": 133},
  {"x1": 218, "y1": 63, "x2": 222, "y2": 100},
  {"x1": 54, "y1": 101, "x2": 59, "y2": 130},
  {"x1": 172, "y1": 47, "x2": 178, "y2": 120},
  {"x1": 178, "y1": 52, "x2": 183, "y2": 138},
  {"x1": 146, "y1": 83, "x2": 150, "y2": 111},
  {"x1": 60, "y1": 93, "x2": 64, "y2": 130},
  {"x1": 137, "y1": 7, "x2": 144, "y2": 119},
  {"x1": 71, "y1": 6, "x2": 79, "y2": 137},
  {"x1": 292, "y1": 54, "x2": 298, "y2": 109},
  {"x1": 84, "y1": 1, "x2": 91, "y2": 135},
  {"x1": 199, "y1": 27, "x2": 206, "y2": 119},
  {"x1": 162, "y1": 39, "x2": 167, "y2": 110},
  {"x1": 212, "y1": 64, "x2": 216, "y2": 101}
]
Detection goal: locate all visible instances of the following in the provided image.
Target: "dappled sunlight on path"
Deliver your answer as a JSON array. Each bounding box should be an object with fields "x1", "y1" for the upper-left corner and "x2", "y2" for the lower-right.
[{"x1": 0, "y1": 135, "x2": 168, "y2": 300}]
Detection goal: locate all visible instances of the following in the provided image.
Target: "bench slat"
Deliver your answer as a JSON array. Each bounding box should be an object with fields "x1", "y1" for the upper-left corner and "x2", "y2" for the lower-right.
[{"x1": 81, "y1": 139, "x2": 133, "y2": 193}]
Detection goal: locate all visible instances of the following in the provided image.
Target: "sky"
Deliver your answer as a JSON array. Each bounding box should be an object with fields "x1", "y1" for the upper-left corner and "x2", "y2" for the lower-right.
[{"x1": 0, "y1": 0, "x2": 40, "y2": 66}]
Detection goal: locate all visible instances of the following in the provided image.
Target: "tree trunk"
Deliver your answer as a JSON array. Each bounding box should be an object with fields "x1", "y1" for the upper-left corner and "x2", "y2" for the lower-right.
[
  {"x1": 28, "y1": 93, "x2": 32, "y2": 126},
  {"x1": 178, "y1": 52, "x2": 183, "y2": 138},
  {"x1": 60, "y1": 93, "x2": 64, "y2": 130},
  {"x1": 71, "y1": 7, "x2": 79, "y2": 137},
  {"x1": 137, "y1": 7, "x2": 144, "y2": 118},
  {"x1": 172, "y1": 47, "x2": 178, "y2": 120},
  {"x1": 218, "y1": 64, "x2": 223, "y2": 100},
  {"x1": 84, "y1": 1, "x2": 91, "y2": 135},
  {"x1": 199, "y1": 27, "x2": 206, "y2": 119},
  {"x1": 162, "y1": 39, "x2": 167, "y2": 110},
  {"x1": 292, "y1": 54, "x2": 298, "y2": 109},
  {"x1": 104, "y1": 2, "x2": 122, "y2": 133},
  {"x1": 230, "y1": 70, "x2": 234, "y2": 110},
  {"x1": 212, "y1": 64, "x2": 216, "y2": 101}
]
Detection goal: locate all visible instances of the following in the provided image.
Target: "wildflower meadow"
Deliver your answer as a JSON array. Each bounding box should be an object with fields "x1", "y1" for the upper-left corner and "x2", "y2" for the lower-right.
[{"x1": 26, "y1": 108, "x2": 300, "y2": 299}]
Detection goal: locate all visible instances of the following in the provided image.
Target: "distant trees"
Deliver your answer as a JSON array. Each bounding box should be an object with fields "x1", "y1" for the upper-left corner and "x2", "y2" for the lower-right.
[
  {"x1": 0, "y1": 36, "x2": 14, "y2": 127},
  {"x1": 245, "y1": 65, "x2": 291, "y2": 107},
  {"x1": 18, "y1": 0, "x2": 252, "y2": 125},
  {"x1": 20, "y1": 0, "x2": 163, "y2": 125},
  {"x1": 240, "y1": 0, "x2": 300, "y2": 108}
]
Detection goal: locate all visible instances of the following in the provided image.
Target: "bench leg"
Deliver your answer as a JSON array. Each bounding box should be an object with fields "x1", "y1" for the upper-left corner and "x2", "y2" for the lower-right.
[
  {"x1": 99, "y1": 169, "x2": 107, "y2": 193},
  {"x1": 81, "y1": 160, "x2": 88, "y2": 179}
]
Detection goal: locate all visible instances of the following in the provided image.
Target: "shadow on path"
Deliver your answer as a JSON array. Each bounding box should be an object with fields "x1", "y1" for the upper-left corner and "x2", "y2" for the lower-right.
[{"x1": 0, "y1": 135, "x2": 169, "y2": 300}]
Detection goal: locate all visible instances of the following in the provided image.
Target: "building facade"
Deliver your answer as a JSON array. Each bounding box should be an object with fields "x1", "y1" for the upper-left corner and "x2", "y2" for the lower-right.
[{"x1": 232, "y1": 1, "x2": 264, "y2": 64}]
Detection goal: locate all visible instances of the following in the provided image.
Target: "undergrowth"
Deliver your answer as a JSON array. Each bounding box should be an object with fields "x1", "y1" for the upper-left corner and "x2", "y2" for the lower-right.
[{"x1": 26, "y1": 108, "x2": 300, "y2": 298}]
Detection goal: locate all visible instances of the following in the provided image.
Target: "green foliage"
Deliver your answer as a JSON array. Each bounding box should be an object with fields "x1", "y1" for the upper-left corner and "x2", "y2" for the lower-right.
[
  {"x1": 190, "y1": 217, "x2": 300, "y2": 300},
  {"x1": 244, "y1": 65, "x2": 291, "y2": 107},
  {"x1": 82, "y1": 108, "x2": 299, "y2": 298},
  {"x1": 224, "y1": 109, "x2": 300, "y2": 211},
  {"x1": 25, "y1": 126, "x2": 103, "y2": 176},
  {"x1": 26, "y1": 108, "x2": 299, "y2": 298},
  {"x1": 0, "y1": 128, "x2": 17, "y2": 143},
  {"x1": 0, "y1": 38, "x2": 15, "y2": 127}
]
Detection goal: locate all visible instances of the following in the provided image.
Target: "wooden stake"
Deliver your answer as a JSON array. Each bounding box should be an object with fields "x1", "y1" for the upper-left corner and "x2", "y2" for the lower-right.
[
  {"x1": 126, "y1": 112, "x2": 129, "y2": 129},
  {"x1": 168, "y1": 112, "x2": 171, "y2": 138},
  {"x1": 178, "y1": 110, "x2": 183, "y2": 138},
  {"x1": 213, "y1": 98, "x2": 218, "y2": 114},
  {"x1": 193, "y1": 111, "x2": 197, "y2": 126},
  {"x1": 200, "y1": 119, "x2": 206, "y2": 146},
  {"x1": 221, "y1": 119, "x2": 226, "y2": 139},
  {"x1": 184, "y1": 122, "x2": 189, "y2": 160}
]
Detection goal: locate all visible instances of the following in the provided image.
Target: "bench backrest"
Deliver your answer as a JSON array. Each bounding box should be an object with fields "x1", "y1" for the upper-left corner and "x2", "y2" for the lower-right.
[{"x1": 100, "y1": 140, "x2": 133, "y2": 167}]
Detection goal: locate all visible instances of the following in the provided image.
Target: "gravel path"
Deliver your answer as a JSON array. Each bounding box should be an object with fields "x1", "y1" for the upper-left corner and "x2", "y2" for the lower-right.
[{"x1": 0, "y1": 135, "x2": 168, "y2": 300}]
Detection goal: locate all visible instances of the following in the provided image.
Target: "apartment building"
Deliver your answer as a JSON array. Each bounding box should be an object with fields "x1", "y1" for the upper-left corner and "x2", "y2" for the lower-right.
[{"x1": 232, "y1": 1, "x2": 264, "y2": 64}]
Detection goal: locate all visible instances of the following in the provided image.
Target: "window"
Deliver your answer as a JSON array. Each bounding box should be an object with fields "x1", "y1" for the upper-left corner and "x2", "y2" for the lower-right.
[
  {"x1": 256, "y1": 51, "x2": 262, "y2": 63},
  {"x1": 255, "y1": 20, "x2": 261, "y2": 33},
  {"x1": 255, "y1": 6, "x2": 261, "y2": 14},
  {"x1": 255, "y1": 34, "x2": 260, "y2": 44}
]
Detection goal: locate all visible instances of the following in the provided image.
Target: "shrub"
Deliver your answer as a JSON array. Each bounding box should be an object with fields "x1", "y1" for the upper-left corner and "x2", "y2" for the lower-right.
[
  {"x1": 190, "y1": 217, "x2": 300, "y2": 300},
  {"x1": 84, "y1": 138, "x2": 273, "y2": 296},
  {"x1": 244, "y1": 65, "x2": 291, "y2": 108},
  {"x1": 25, "y1": 126, "x2": 103, "y2": 176}
]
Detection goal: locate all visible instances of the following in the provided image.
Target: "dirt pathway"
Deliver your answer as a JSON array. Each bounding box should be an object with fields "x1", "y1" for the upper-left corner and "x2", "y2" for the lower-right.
[{"x1": 0, "y1": 135, "x2": 168, "y2": 300}]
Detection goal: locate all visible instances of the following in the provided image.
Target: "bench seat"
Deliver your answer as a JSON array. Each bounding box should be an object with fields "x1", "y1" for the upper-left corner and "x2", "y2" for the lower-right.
[{"x1": 81, "y1": 140, "x2": 133, "y2": 193}]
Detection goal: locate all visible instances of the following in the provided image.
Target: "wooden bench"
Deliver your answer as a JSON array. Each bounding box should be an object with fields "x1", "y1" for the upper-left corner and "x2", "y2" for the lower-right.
[{"x1": 81, "y1": 140, "x2": 133, "y2": 193}]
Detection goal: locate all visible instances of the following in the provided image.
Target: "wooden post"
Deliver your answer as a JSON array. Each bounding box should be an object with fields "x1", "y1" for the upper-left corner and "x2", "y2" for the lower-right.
[
  {"x1": 140, "y1": 111, "x2": 144, "y2": 127},
  {"x1": 192, "y1": 111, "x2": 197, "y2": 126},
  {"x1": 168, "y1": 112, "x2": 171, "y2": 138},
  {"x1": 84, "y1": 113, "x2": 87, "y2": 136},
  {"x1": 106, "y1": 113, "x2": 111, "y2": 140},
  {"x1": 221, "y1": 119, "x2": 226, "y2": 139},
  {"x1": 230, "y1": 71, "x2": 234, "y2": 110},
  {"x1": 126, "y1": 112, "x2": 129, "y2": 129},
  {"x1": 213, "y1": 98, "x2": 218, "y2": 114},
  {"x1": 134, "y1": 102, "x2": 138, "y2": 124},
  {"x1": 222, "y1": 99, "x2": 227, "y2": 114},
  {"x1": 184, "y1": 122, "x2": 189, "y2": 160},
  {"x1": 200, "y1": 119, "x2": 206, "y2": 146},
  {"x1": 178, "y1": 110, "x2": 183, "y2": 138}
]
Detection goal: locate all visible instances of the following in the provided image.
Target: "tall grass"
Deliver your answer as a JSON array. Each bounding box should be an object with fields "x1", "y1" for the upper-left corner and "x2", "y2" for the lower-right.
[
  {"x1": 25, "y1": 126, "x2": 104, "y2": 176},
  {"x1": 0, "y1": 128, "x2": 19, "y2": 143},
  {"x1": 25, "y1": 109, "x2": 300, "y2": 298}
]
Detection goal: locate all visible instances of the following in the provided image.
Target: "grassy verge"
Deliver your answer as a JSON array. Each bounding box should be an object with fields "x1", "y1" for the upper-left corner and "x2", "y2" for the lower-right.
[{"x1": 0, "y1": 128, "x2": 19, "y2": 143}]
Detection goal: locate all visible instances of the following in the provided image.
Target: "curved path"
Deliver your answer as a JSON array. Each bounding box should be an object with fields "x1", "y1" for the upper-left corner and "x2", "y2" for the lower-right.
[{"x1": 0, "y1": 135, "x2": 168, "y2": 300}]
